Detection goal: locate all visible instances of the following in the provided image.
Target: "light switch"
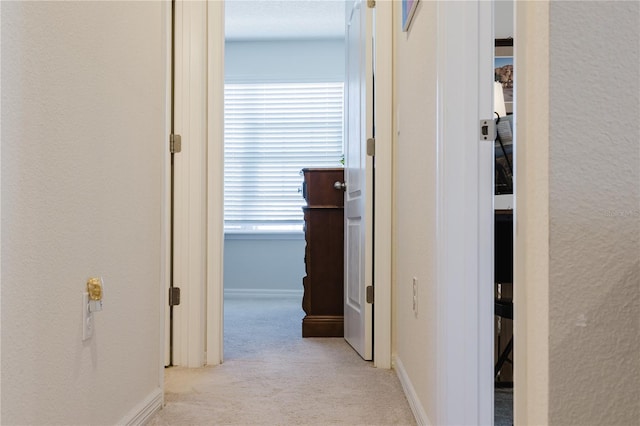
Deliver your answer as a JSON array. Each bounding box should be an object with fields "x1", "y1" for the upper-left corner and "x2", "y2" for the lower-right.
[{"x1": 82, "y1": 292, "x2": 93, "y2": 341}]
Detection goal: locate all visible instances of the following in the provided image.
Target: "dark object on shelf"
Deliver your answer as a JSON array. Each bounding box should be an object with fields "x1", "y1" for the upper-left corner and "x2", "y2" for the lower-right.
[
  {"x1": 495, "y1": 298, "x2": 513, "y2": 380},
  {"x1": 495, "y1": 211, "x2": 513, "y2": 283},
  {"x1": 495, "y1": 211, "x2": 513, "y2": 386},
  {"x1": 301, "y1": 168, "x2": 344, "y2": 337},
  {"x1": 495, "y1": 38, "x2": 514, "y2": 47}
]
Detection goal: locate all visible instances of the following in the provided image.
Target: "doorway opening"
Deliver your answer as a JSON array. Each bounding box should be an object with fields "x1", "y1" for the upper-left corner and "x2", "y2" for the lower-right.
[{"x1": 222, "y1": 0, "x2": 347, "y2": 361}]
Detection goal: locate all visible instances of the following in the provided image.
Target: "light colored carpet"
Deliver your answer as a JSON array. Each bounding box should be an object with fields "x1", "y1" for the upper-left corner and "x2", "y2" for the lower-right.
[{"x1": 148, "y1": 294, "x2": 416, "y2": 425}]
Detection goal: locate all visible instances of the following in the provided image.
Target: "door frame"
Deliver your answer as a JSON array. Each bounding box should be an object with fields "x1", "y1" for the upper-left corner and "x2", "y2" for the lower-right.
[
  {"x1": 371, "y1": 0, "x2": 393, "y2": 369},
  {"x1": 205, "y1": 0, "x2": 225, "y2": 366},
  {"x1": 170, "y1": 0, "x2": 215, "y2": 367},
  {"x1": 434, "y1": 1, "x2": 494, "y2": 424},
  {"x1": 194, "y1": 0, "x2": 393, "y2": 368}
]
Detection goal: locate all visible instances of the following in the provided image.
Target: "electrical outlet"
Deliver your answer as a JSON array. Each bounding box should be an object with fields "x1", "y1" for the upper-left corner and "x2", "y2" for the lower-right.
[
  {"x1": 82, "y1": 292, "x2": 94, "y2": 341},
  {"x1": 412, "y1": 277, "x2": 418, "y2": 317}
]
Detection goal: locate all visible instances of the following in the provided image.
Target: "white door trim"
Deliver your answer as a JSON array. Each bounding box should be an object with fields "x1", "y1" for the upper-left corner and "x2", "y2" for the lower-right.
[
  {"x1": 160, "y1": 0, "x2": 171, "y2": 391},
  {"x1": 206, "y1": 0, "x2": 225, "y2": 366},
  {"x1": 172, "y1": 0, "x2": 208, "y2": 367},
  {"x1": 372, "y1": 0, "x2": 393, "y2": 369},
  {"x1": 435, "y1": 1, "x2": 494, "y2": 424},
  {"x1": 477, "y1": 3, "x2": 496, "y2": 422},
  {"x1": 190, "y1": 0, "x2": 393, "y2": 369}
]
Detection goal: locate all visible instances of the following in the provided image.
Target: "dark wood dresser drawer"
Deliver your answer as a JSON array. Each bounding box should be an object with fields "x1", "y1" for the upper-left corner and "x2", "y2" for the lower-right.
[{"x1": 301, "y1": 168, "x2": 344, "y2": 207}]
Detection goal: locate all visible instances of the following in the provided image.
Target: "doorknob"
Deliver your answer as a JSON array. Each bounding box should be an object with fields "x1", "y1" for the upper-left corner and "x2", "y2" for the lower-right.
[{"x1": 334, "y1": 181, "x2": 346, "y2": 191}]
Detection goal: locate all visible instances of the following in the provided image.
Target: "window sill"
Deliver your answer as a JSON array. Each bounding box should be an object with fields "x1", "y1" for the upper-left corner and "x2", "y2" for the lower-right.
[{"x1": 224, "y1": 230, "x2": 305, "y2": 241}]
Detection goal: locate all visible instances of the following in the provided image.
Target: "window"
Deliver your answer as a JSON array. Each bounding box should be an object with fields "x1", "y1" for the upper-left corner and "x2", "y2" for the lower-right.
[{"x1": 224, "y1": 82, "x2": 344, "y2": 233}]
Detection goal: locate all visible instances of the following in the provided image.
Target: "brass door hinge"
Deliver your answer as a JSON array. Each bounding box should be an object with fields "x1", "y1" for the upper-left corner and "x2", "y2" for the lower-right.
[
  {"x1": 170, "y1": 134, "x2": 182, "y2": 153},
  {"x1": 366, "y1": 285, "x2": 374, "y2": 304},
  {"x1": 367, "y1": 0, "x2": 376, "y2": 8},
  {"x1": 366, "y1": 138, "x2": 375, "y2": 156},
  {"x1": 169, "y1": 287, "x2": 181, "y2": 306}
]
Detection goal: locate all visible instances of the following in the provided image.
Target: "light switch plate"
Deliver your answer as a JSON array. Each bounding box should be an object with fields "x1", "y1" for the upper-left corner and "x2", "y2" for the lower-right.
[{"x1": 82, "y1": 292, "x2": 94, "y2": 341}]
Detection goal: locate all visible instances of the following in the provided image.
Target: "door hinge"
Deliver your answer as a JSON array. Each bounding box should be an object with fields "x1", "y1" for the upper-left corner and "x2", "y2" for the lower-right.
[
  {"x1": 479, "y1": 119, "x2": 497, "y2": 141},
  {"x1": 170, "y1": 133, "x2": 182, "y2": 153},
  {"x1": 169, "y1": 287, "x2": 181, "y2": 306},
  {"x1": 366, "y1": 285, "x2": 374, "y2": 304},
  {"x1": 366, "y1": 138, "x2": 375, "y2": 156},
  {"x1": 367, "y1": 0, "x2": 376, "y2": 8}
]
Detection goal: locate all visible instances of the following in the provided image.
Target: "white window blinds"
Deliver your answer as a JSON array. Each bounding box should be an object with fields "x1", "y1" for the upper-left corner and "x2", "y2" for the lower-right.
[{"x1": 224, "y1": 82, "x2": 344, "y2": 232}]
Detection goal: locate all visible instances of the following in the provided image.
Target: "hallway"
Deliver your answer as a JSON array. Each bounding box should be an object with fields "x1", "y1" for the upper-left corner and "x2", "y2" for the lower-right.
[{"x1": 149, "y1": 294, "x2": 416, "y2": 425}]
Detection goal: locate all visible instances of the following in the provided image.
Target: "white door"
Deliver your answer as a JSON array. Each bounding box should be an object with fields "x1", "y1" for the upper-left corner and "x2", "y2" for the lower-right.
[{"x1": 343, "y1": 0, "x2": 373, "y2": 360}]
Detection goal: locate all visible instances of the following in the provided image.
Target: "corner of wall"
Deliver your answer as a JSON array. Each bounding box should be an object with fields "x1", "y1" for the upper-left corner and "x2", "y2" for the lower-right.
[
  {"x1": 119, "y1": 388, "x2": 164, "y2": 426},
  {"x1": 514, "y1": 1, "x2": 551, "y2": 424},
  {"x1": 394, "y1": 356, "x2": 431, "y2": 426}
]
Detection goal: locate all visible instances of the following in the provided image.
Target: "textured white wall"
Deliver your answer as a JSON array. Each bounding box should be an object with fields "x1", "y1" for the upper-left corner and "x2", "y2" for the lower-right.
[
  {"x1": 393, "y1": 0, "x2": 439, "y2": 420},
  {"x1": 516, "y1": 1, "x2": 640, "y2": 424},
  {"x1": 547, "y1": 2, "x2": 640, "y2": 424},
  {"x1": 1, "y1": 1, "x2": 166, "y2": 424}
]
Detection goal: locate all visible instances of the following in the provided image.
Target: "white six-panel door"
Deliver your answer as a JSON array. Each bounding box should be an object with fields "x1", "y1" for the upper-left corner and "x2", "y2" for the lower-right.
[{"x1": 343, "y1": 0, "x2": 373, "y2": 360}]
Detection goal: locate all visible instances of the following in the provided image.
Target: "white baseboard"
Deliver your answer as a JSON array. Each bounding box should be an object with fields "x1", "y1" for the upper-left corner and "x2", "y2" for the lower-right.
[
  {"x1": 394, "y1": 356, "x2": 431, "y2": 426},
  {"x1": 224, "y1": 288, "x2": 303, "y2": 299},
  {"x1": 120, "y1": 387, "x2": 163, "y2": 426}
]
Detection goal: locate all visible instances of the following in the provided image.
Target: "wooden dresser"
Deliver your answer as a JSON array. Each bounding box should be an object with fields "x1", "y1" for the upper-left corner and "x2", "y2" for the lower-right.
[{"x1": 301, "y1": 168, "x2": 344, "y2": 337}]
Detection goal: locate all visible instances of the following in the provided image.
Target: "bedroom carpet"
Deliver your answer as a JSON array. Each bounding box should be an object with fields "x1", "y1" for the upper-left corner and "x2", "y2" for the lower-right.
[{"x1": 148, "y1": 293, "x2": 416, "y2": 425}]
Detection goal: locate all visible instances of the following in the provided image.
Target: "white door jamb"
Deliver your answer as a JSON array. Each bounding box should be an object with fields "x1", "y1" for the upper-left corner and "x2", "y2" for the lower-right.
[
  {"x1": 435, "y1": 1, "x2": 494, "y2": 423},
  {"x1": 372, "y1": 0, "x2": 393, "y2": 370},
  {"x1": 172, "y1": 0, "x2": 209, "y2": 367},
  {"x1": 206, "y1": 0, "x2": 225, "y2": 366}
]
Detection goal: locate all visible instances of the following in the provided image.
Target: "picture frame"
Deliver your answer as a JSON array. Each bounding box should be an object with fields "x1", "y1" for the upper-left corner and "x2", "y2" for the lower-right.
[
  {"x1": 495, "y1": 38, "x2": 514, "y2": 114},
  {"x1": 402, "y1": 0, "x2": 419, "y2": 32}
]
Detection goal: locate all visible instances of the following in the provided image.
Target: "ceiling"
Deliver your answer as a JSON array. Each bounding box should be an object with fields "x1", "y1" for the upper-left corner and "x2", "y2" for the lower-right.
[
  {"x1": 225, "y1": 1, "x2": 514, "y2": 41},
  {"x1": 225, "y1": 0, "x2": 345, "y2": 41}
]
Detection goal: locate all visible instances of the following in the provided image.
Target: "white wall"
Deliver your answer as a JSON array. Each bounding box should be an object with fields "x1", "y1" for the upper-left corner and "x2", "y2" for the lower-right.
[
  {"x1": 393, "y1": 0, "x2": 439, "y2": 420},
  {"x1": 516, "y1": 1, "x2": 640, "y2": 424},
  {"x1": 548, "y1": 3, "x2": 639, "y2": 421},
  {"x1": 1, "y1": 2, "x2": 166, "y2": 424},
  {"x1": 225, "y1": 39, "x2": 345, "y2": 82},
  {"x1": 495, "y1": 0, "x2": 514, "y2": 39},
  {"x1": 224, "y1": 236, "x2": 305, "y2": 293},
  {"x1": 223, "y1": 39, "x2": 344, "y2": 292}
]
